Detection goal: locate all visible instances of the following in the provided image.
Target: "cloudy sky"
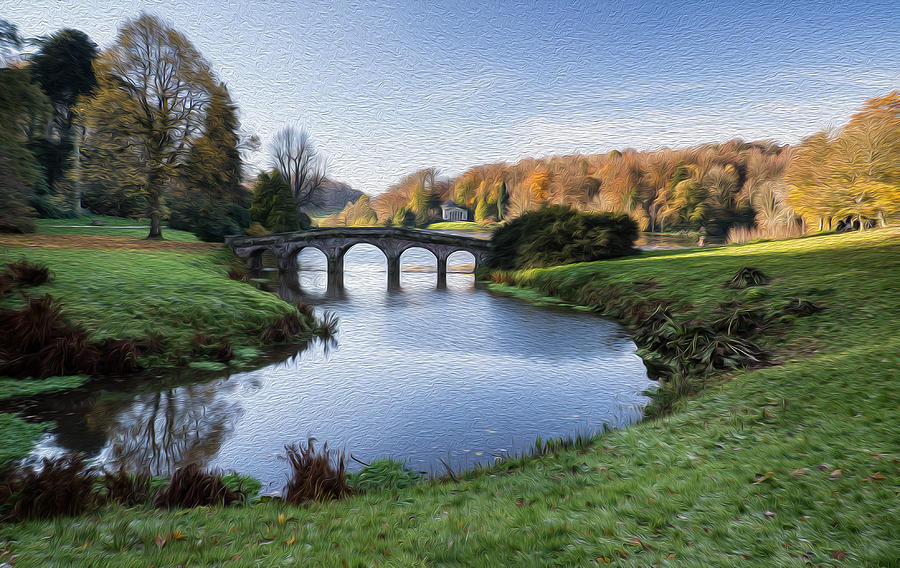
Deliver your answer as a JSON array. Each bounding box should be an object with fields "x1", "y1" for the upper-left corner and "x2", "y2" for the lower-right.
[{"x1": 7, "y1": 0, "x2": 899, "y2": 193}]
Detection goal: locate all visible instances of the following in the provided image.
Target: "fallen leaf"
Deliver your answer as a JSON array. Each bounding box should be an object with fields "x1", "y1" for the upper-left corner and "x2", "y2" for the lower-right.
[
  {"x1": 172, "y1": 529, "x2": 185, "y2": 540},
  {"x1": 285, "y1": 536, "x2": 296, "y2": 546},
  {"x1": 626, "y1": 536, "x2": 642, "y2": 547},
  {"x1": 790, "y1": 468, "x2": 807, "y2": 476},
  {"x1": 831, "y1": 549, "x2": 847, "y2": 560},
  {"x1": 764, "y1": 511, "x2": 775, "y2": 518},
  {"x1": 752, "y1": 472, "x2": 775, "y2": 484},
  {"x1": 667, "y1": 553, "x2": 676, "y2": 559},
  {"x1": 596, "y1": 557, "x2": 611, "y2": 564},
  {"x1": 277, "y1": 513, "x2": 287, "y2": 525},
  {"x1": 155, "y1": 535, "x2": 166, "y2": 550},
  {"x1": 829, "y1": 469, "x2": 843, "y2": 480}
]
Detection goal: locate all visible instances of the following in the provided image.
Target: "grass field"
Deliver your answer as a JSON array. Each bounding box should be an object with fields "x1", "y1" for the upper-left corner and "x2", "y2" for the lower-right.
[
  {"x1": 29, "y1": 216, "x2": 202, "y2": 241},
  {"x1": 0, "y1": 219, "x2": 315, "y2": 467},
  {"x1": 1, "y1": 228, "x2": 898, "y2": 566},
  {"x1": 425, "y1": 221, "x2": 494, "y2": 232}
]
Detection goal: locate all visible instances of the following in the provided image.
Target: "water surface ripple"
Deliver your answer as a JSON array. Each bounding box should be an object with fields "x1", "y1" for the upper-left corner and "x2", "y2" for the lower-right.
[{"x1": 28, "y1": 245, "x2": 654, "y2": 492}]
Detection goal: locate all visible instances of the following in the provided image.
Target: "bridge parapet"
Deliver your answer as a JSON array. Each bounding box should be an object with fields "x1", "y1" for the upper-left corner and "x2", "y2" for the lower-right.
[{"x1": 225, "y1": 227, "x2": 493, "y2": 289}]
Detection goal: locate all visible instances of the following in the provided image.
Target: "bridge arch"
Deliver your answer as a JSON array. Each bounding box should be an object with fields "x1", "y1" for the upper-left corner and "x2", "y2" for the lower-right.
[
  {"x1": 446, "y1": 249, "x2": 476, "y2": 273},
  {"x1": 226, "y1": 227, "x2": 492, "y2": 291}
]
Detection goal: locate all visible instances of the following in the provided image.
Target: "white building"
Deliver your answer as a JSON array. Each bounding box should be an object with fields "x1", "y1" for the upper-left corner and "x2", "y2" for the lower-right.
[{"x1": 441, "y1": 201, "x2": 467, "y2": 222}]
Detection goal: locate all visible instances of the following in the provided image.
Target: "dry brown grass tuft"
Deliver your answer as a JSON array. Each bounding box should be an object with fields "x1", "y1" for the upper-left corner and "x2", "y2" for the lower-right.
[{"x1": 282, "y1": 439, "x2": 350, "y2": 504}]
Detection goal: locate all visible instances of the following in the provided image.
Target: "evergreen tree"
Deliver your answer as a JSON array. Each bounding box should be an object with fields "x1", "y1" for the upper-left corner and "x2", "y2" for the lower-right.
[
  {"x1": 497, "y1": 180, "x2": 509, "y2": 221},
  {"x1": 250, "y1": 170, "x2": 301, "y2": 233}
]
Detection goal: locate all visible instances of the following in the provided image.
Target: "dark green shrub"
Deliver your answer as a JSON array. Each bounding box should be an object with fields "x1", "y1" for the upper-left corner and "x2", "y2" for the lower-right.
[
  {"x1": 488, "y1": 206, "x2": 638, "y2": 269},
  {"x1": 30, "y1": 193, "x2": 78, "y2": 219},
  {"x1": 633, "y1": 306, "x2": 767, "y2": 379},
  {"x1": 711, "y1": 305, "x2": 771, "y2": 336}
]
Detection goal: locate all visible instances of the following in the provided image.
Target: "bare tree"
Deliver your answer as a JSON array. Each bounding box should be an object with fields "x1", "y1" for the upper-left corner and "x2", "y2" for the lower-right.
[{"x1": 270, "y1": 126, "x2": 327, "y2": 221}]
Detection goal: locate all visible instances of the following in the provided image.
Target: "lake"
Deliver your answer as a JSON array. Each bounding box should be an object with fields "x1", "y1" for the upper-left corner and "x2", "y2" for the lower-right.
[{"x1": 23, "y1": 244, "x2": 655, "y2": 493}]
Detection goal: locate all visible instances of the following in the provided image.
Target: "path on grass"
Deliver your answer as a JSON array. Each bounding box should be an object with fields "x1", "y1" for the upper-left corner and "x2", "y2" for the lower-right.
[{"x1": 0, "y1": 234, "x2": 221, "y2": 252}]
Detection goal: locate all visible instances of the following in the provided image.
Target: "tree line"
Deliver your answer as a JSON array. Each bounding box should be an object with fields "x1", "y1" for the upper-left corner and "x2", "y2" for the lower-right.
[
  {"x1": 2, "y1": 12, "x2": 896, "y2": 241},
  {"x1": 0, "y1": 14, "x2": 330, "y2": 241},
  {"x1": 324, "y1": 92, "x2": 899, "y2": 240}
]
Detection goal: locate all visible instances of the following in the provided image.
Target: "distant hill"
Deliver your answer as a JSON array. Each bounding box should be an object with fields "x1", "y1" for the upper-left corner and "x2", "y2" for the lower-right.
[{"x1": 306, "y1": 179, "x2": 364, "y2": 214}]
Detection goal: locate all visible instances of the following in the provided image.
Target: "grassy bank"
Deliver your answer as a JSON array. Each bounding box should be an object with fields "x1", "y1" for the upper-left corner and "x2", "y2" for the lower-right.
[
  {"x1": 2, "y1": 229, "x2": 898, "y2": 566},
  {"x1": 0, "y1": 220, "x2": 326, "y2": 464}
]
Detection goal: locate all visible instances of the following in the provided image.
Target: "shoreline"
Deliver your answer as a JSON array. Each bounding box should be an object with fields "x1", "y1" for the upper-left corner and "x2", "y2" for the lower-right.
[{"x1": 1, "y1": 227, "x2": 897, "y2": 565}]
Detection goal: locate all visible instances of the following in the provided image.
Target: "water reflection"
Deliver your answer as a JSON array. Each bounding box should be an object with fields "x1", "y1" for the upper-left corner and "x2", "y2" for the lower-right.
[{"x1": 26, "y1": 245, "x2": 654, "y2": 490}]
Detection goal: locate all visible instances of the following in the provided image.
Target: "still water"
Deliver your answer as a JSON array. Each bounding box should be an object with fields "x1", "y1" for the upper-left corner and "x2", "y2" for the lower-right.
[{"x1": 24, "y1": 244, "x2": 654, "y2": 492}]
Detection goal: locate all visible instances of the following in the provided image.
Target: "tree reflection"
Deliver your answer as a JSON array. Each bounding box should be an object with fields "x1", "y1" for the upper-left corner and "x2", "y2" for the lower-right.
[{"x1": 100, "y1": 380, "x2": 243, "y2": 475}]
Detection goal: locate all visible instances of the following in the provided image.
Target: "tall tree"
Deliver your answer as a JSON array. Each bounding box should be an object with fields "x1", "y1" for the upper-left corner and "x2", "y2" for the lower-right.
[
  {"x1": 270, "y1": 126, "x2": 326, "y2": 222},
  {"x1": 169, "y1": 82, "x2": 249, "y2": 240},
  {"x1": 250, "y1": 170, "x2": 300, "y2": 233},
  {"x1": 78, "y1": 14, "x2": 217, "y2": 238},
  {"x1": 29, "y1": 29, "x2": 98, "y2": 207},
  {"x1": 30, "y1": 29, "x2": 98, "y2": 133},
  {"x1": 0, "y1": 66, "x2": 51, "y2": 231}
]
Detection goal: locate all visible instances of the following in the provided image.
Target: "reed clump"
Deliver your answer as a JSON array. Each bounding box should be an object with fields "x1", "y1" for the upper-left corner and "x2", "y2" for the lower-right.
[
  {"x1": 2, "y1": 259, "x2": 51, "y2": 287},
  {"x1": 282, "y1": 438, "x2": 350, "y2": 504},
  {"x1": 0, "y1": 455, "x2": 96, "y2": 522},
  {"x1": 153, "y1": 464, "x2": 241, "y2": 509}
]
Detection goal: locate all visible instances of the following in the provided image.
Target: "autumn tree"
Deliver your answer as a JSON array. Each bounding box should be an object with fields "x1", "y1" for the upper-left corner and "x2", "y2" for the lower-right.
[
  {"x1": 832, "y1": 91, "x2": 900, "y2": 227},
  {"x1": 787, "y1": 92, "x2": 900, "y2": 230},
  {"x1": 78, "y1": 14, "x2": 218, "y2": 238},
  {"x1": 169, "y1": 83, "x2": 250, "y2": 240},
  {"x1": 320, "y1": 195, "x2": 377, "y2": 227}
]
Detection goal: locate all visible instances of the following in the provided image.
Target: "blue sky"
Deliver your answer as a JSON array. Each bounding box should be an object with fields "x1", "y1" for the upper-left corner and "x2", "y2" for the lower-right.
[{"x1": 6, "y1": 0, "x2": 899, "y2": 193}]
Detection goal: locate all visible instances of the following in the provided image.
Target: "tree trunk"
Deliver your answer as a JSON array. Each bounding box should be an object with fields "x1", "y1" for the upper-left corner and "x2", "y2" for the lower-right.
[
  {"x1": 147, "y1": 188, "x2": 163, "y2": 239},
  {"x1": 71, "y1": 127, "x2": 83, "y2": 216},
  {"x1": 149, "y1": 211, "x2": 162, "y2": 239}
]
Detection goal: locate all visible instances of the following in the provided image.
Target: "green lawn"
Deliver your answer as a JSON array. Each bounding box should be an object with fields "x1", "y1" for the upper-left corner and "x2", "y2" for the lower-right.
[
  {"x1": 0, "y1": 246, "x2": 292, "y2": 349},
  {"x1": 33, "y1": 216, "x2": 202, "y2": 241},
  {"x1": 425, "y1": 221, "x2": 494, "y2": 232},
  {"x1": 0, "y1": 220, "x2": 309, "y2": 466},
  {"x1": 2, "y1": 228, "x2": 898, "y2": 566}
]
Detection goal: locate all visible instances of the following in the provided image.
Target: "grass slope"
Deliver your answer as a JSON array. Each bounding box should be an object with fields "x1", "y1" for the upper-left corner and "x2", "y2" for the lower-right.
[
  {"x1": 0, "y1": 219, "x2": 303, "y2": 465},
  {"x1": 2, "y1": 229, "x2": 899, "y2": 566}
]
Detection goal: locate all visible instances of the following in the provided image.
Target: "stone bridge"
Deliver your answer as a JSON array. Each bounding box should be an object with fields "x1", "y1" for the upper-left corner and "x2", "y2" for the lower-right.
[{"x1": 225, "y1": 227, "x2": 493, "y2": 289}]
